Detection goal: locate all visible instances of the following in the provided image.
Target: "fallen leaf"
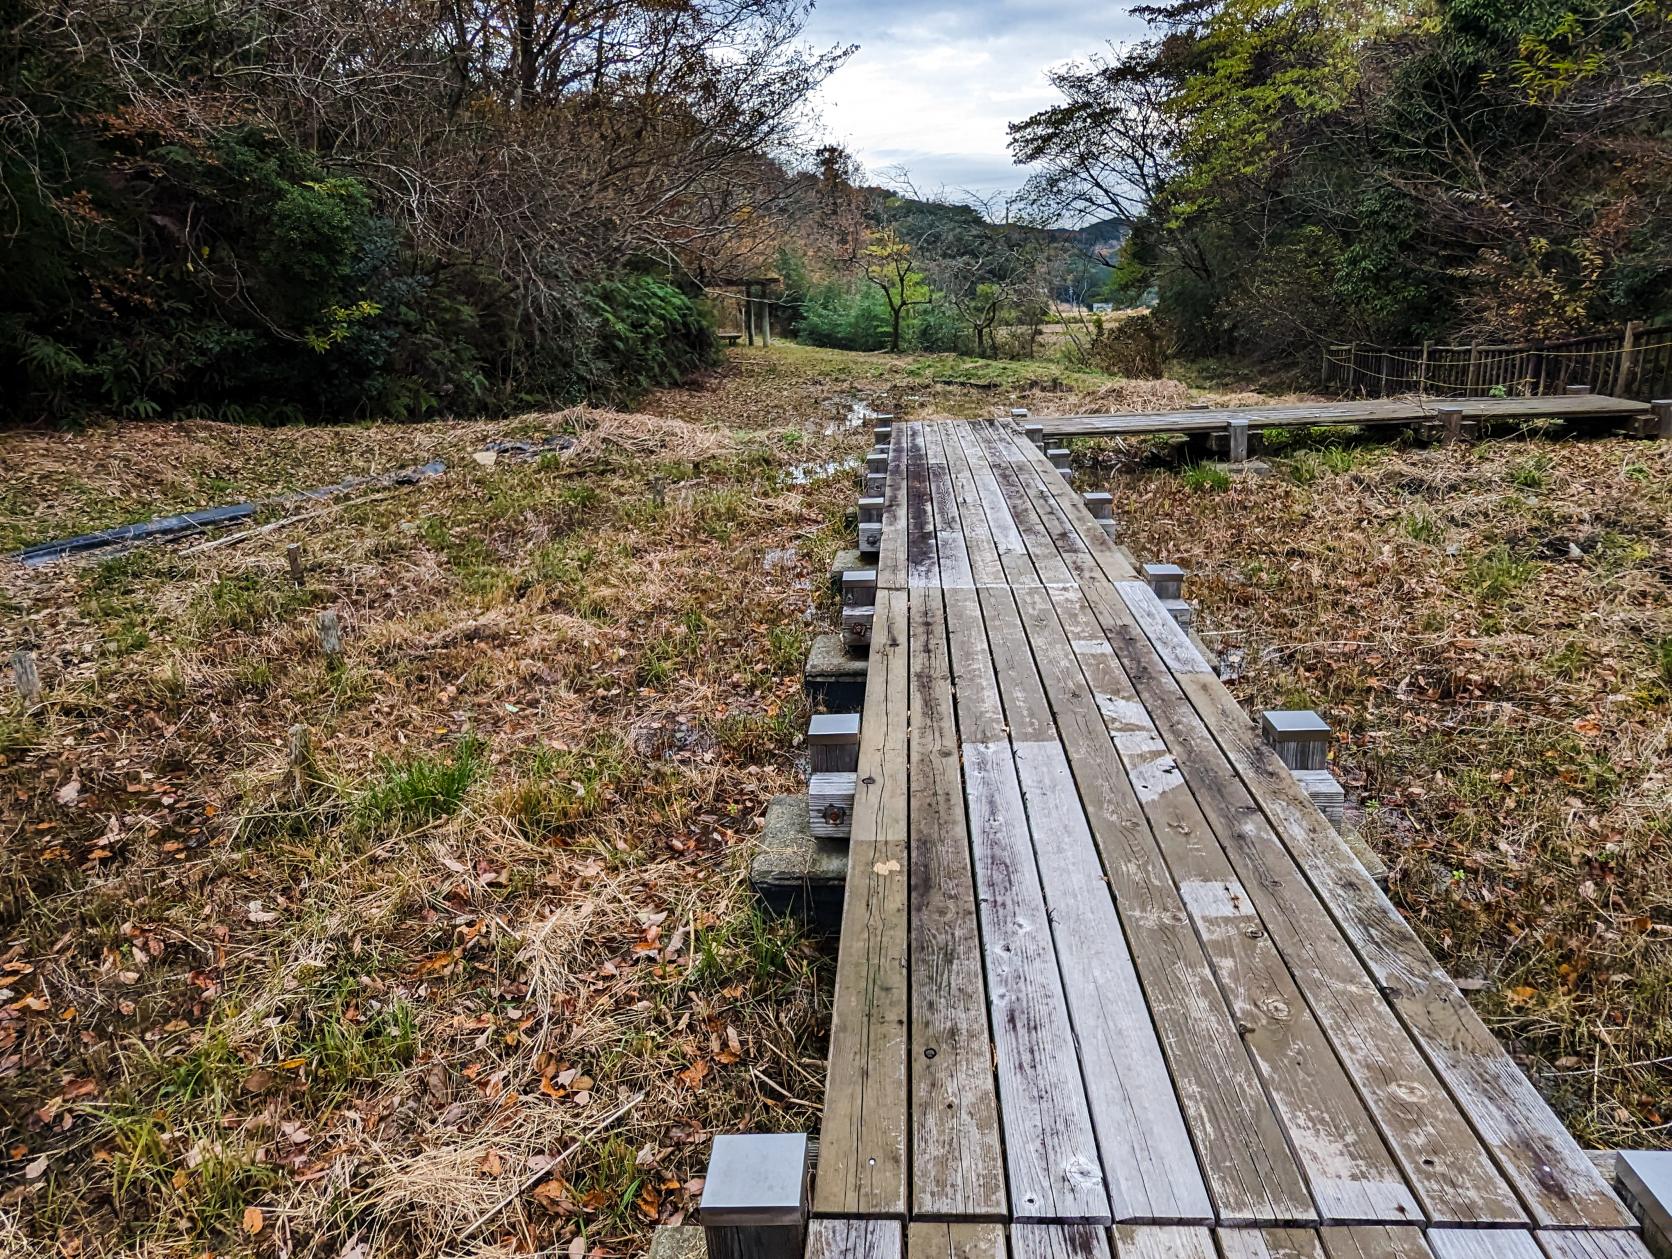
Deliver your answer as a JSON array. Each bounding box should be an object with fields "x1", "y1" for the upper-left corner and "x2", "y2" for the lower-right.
[
  {"x1": 23, "y1": 1154, "x2": 49, "y2": 1180},
  {"x1": 243, "y1": 1205, "x2": 264, "y2": 1234}
]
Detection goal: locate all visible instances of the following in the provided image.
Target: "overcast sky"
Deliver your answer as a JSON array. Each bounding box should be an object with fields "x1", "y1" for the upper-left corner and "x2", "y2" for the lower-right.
[{"x1": 798, "y1": 0, "x2": 1147, "y2": 207}]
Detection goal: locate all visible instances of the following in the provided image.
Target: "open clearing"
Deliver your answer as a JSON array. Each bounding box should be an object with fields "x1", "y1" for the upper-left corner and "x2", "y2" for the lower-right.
[{"x1": 2, "y1": 345, "x2": 1670, "y2": 1256}]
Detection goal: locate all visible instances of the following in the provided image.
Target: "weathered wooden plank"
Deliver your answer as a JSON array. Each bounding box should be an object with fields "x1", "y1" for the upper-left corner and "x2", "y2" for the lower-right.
[
  {"x1": 1316, "y1": 1227, "x2": 1433, "y2": 1259},
  {"x1": 906, "y1": 1223, "x2": 1007, "y2": 1259},
  {"x1": 903, "y1": 423, "x2": 1007, "y2": 1219},
  {"x1": 975, "y1": 422, "x2": 1421, "y2": 1225},
  {"x1": 1113, "y1": 582, "x2": 1634, "y2": 1229},
  {"x1": 813, "y1": 585, "x2": 910, "y2": 1218},
  {"x1": 1010, "y1": 1225, "x2": 1113, "y2": 1259},
  {"x1": 1425, "y1": 1230, "x2": 1543, "y2": 1259},
  {"x1": 923, "y1": 423, "x2": 1109, "y2": 1224},
  {"x1": 808, "y1": 1218, "x2": 904, "y2": 1259},
  {"x1": 1215, "y1": 1228, "x2": 1329, "y2": 1259},
  {"x1": 989, "y1": 422, "x2": 1538, "y2": 1226},
  {"x1": 949, "y1": 423, "x2": 1313, "y2": 1226},
  {"x1": 1033, "y1": 394, "x2": 1650, "y2": 439},
  {"x1": 936, "y1": 426, "x2": 1211, "y2": 1225},
  {"x1": 1111, "y1": 1226, "x2": 1218, "y2": 1259},
  {"x1": 1534, "y1": 1232, "x2": 1655, "y2": 1259}
]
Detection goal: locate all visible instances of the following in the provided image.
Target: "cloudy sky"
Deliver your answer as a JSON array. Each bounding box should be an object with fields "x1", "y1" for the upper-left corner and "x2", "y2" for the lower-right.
[{"x1": 798, "y1": 0, "x2": 1147, "y2": 205}]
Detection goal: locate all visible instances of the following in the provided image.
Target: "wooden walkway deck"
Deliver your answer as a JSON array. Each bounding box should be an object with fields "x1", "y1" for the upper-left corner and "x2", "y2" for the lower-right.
[
  {"x1": 808, "y1": 419, "x2": 1646, "y2": 1259},
  {"x1": 1031, "y1": 393, "x2": 1651, "y2": 439}
]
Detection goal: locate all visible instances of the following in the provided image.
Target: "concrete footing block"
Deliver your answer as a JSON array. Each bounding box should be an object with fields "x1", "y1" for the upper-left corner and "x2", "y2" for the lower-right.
[
  {"x1": 804, "y1": 632, "x2": 867, "y2": 712},
  {"x1": 648, "y1": 1226, "x2": 709, "y2": 1259},
  {"x1": 749, "y1": 795, "x2": 847, "y2": 932},
  {"x1": 828, "y1": 548, "x2": 866, "y2": 594}
]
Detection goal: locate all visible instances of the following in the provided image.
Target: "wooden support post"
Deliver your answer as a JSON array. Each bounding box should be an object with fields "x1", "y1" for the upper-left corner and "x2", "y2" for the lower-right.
[
  {"x1": 1023, "y1": 422, "x2": 1045, "y2": 450},
  {"x1": 700, "y1": 1133, "x2": 810, "y2": 1259},
  {"x1": 288, "y1": 722, "x2": 313, "y2": 798},
  {"x1": 1010, "y1": 407, "x2": 1030, "y2": 420},
  {"x1": 1614, "y1": 319, "x2": 1643, "y2": 397},
  {"x1": 865, "y1": 471, "x2": 887, "y2": 498},
  {"x1": 1082, "y1": 491, "x2": 1116, "y2": 538},
  {"x1": 1437, "y1": 405, "x2": 1464, "y2": 444},
  {"x1": 317, "y1": 610, "x2": 344, "y2": 661},
  {"x1": 1261, "y1": 710, "x2": 1331, "y2": 770},
  {"x1": 1653, "y1": 400, "x2": 1672, "y2": 441},
  {"x1": 1466, "y1": 341, "x2": 1481, "y2": 393},
  {"x1": 841, "y1": 606, "x2": 875, "y2": 650},
  {"x1": 841, "y1": 570, "x2": 877, "y2": 608},
  {"x1": 873, "y1": 425, "x2": 892, "y2": 446},
  {"x1": 11, "y1": 650, "x2": 41, "y2": 707},
  {"x1": 1565, "y1": 384, "x2": 1591, "y2": 396},
  {"x1": 865, "y1": 450, "x2": 889, "y2": 477},
  {"x1": 1226, "y1": 418, "x2": 1250, "y2": 463},
  {"x1": 285, "y1": 542, "x2": 305, "y2": 588},
  {"x1": 1047, "y1": 447, "x2": 1072, "y2": 471},
  {"x1": 760, "y1": 293, "x2": 771, "y2": 348},
  {"x1": 1143, "y1": 562, "x2": 1193, "y2": 628},
  {"x1": 807, "y1": 714, "x2": 860, "y2": 837},
  {"x1": 808, "y1": 712, "x2": 861, "y2": 773},
  {"x1": 856, "y1": 496, "x2": 884, "y2": 555},
  {"x1": 1417, "y1": 340, "x2": 1432, "y2": 395},
  {"x1": 1142, "y1": 562, "x2": 1185, "y2": 601}
]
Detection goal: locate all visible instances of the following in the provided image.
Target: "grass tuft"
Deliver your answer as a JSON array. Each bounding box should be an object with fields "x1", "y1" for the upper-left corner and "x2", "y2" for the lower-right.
[{"x1": 357, "y1": 734, "x2": 486, "y2": 831}]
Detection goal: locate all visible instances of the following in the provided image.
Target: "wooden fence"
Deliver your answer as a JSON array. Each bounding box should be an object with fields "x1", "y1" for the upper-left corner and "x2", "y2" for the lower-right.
[{"x1": 1321, "y1": 321, "x2": 1672, "y2": 400}]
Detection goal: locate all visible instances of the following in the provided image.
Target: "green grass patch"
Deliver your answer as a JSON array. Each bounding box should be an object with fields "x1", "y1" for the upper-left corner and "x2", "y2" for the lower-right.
[
  {"x1": 357, "y1": 734, "x2": 486, "y2": 831},
  {"x1": 1180, "y1": 463, "x2": 1232, "y2": 493},
  {"x1": 1464, "y1": 546, "x2": 1536, "y2": 602}
]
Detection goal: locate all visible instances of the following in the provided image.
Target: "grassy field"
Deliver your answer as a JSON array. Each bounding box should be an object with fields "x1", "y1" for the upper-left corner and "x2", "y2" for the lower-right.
[{"x1": 2, "y1": 345, "x2": 1668, "y2": 1256}]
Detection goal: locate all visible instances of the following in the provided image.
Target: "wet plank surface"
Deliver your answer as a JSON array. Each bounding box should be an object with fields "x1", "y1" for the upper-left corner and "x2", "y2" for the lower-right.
[{"x1": 811, "y1": 419, "x2": 1637, "y2": 1238}]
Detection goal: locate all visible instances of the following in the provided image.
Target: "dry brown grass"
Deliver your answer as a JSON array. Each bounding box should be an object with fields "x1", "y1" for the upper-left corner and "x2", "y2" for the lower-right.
[
  {"x1": 1088, "y1": 425, "x2": 1672, "y2": 1145},
  {"x1": 0, "y1": 382, "x2": 869, "y2": 1257}
]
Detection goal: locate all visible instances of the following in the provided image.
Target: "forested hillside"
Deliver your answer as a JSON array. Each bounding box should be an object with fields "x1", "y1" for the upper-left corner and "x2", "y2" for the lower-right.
[
  {"x1": 0, "y1": 0, "x2": 846, "y2": 423},
  {"x1": 1012, "y1": 0, "x2": 1672, "y2": 364}
]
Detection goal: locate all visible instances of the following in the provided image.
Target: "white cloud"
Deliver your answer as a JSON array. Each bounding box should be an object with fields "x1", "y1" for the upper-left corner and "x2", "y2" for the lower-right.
[{"x1": 799, "y1": 0, "x2": 1147, "y2": 200}]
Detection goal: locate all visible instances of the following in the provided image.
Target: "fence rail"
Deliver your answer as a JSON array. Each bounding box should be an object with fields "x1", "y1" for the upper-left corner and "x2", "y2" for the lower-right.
[{"x1": 1321, "y1": 321, "x2": 1672, "y2": 400}]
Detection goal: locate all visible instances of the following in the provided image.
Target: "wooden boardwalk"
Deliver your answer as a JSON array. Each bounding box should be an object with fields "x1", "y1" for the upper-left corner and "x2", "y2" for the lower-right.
[
  {"x1": 1031, "y1": 393, "x2": 1651, "y2": 439},
  {"x1": 807, "y1": 419, "x2": 1647, "y2": 1259}
]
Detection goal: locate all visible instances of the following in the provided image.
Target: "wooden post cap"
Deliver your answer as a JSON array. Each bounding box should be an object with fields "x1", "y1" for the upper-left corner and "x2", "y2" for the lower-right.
[
  {"x1": 1023, "y1": 423, "x2": 1045, "y2": 448},
  {"x1": 1186, "y1": 401, "x2": 1210, "y2": 410},
  {"x1": 841, "y1": 570, "x2": 877, "y2": 603},
  {"x1": 865, "y1": 451, "x2": 889, "y2": 475},
  {"x1": 1142, "y1": 562, "x2": 1185, "y2": 599},
  {"x1": 873, "y1": 425, "x2": 893, "y2": 444},
  {"x1": 1082, "y1": 492, "x2": 1114, "y2": 520},
  {"x1": 808, "y1": 712, "x2": 861, "y2": 743},
  {"x1": 1047, "y1": 447, "x2": 1072, "y2": 469},
  {"x1": 700, "y1": 1133, "x2": 810, "y2": 1227},
  {"x1": 1565, "y1": 384, "x2": 1592, "y2": 395},
  {"x1": 865, "y1": 472, "x2": 887, "y2": 496},
  {"x1": 1261, "y1": 710, "x2": 1332, "y2": 770},
  {"x1": 1010, "y1": 407, "x2": 1030, "y2": 418},
  {"x1": 857, "y1": 495, "x2": 884, "y2": 524}
]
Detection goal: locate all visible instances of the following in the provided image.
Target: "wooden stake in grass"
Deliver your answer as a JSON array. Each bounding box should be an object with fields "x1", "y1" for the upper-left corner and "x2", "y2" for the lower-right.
[
  {"x1": 11, "y1": 650, "x2": 41, "y2": 707},
  {"x1": 286, "y1": 542, "x2": 304, "y2": 588},
  {"x1": 317, "y1": 610, "x2": 344, "y2": 662},
  {"x1": 288, "y1": 722, "x2": 314, "y2": 798}
]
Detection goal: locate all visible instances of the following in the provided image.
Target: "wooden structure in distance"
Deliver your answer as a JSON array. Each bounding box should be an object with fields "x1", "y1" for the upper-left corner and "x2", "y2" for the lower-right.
[{"x1": 1031, "y1": 393, "x2": 1651, "y2": 440}]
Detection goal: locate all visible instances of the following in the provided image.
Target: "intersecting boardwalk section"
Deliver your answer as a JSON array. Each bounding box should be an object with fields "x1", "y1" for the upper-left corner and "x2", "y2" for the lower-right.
[
  {"x1": 808, "y1": 418, "x2": 1647, "y2": 1259},
  {"x1": 1031, "y1": 393, "x2": 1657, "y2": 440}
]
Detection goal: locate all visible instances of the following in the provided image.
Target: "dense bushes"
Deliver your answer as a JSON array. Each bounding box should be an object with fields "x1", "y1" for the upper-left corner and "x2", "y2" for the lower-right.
[
  {"x1": 1013, "y1": 0, "x2": 1672, "y2": 364},
  {"x1": 0, "y1": 123, "x2": 714, "y2": 423}
]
